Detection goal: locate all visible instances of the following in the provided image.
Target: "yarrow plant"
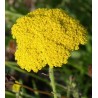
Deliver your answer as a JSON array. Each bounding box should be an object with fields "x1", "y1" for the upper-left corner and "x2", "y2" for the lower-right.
[
  {"x1": 11, "y1": 8, "x2": 87, "y2": 98},
  {"x1": 12, "y1": 8, "x2": 87, "y2": 72}
]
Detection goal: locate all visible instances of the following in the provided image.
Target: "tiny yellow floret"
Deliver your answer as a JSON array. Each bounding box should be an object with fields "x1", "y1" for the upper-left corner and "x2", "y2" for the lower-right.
[
  {"x1": 11, "y1": 8, "x2": 87, "y2": 72},
  {"x1": 12, "y1": 81, "x2": 21, "y2": 93}
]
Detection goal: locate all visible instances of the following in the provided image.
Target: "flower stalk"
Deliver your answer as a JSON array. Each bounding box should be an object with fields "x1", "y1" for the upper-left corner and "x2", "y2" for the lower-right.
[{"x1": 49, "y1": 67, "x2": 57, "y2": 98}]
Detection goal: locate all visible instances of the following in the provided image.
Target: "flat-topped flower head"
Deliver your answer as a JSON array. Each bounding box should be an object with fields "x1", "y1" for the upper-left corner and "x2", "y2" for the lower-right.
[{"x1": 11, "y1": 8, "x2": 87, "y2": 72}]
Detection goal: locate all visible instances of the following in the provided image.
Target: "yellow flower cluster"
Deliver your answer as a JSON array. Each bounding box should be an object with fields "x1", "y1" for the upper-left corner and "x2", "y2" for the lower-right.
[{"x1": 11, "y1": 8, "x2": 87, "y2": 72}]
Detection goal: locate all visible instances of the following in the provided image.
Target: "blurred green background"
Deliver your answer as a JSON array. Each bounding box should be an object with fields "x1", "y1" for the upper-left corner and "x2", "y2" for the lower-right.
[{"x1": 5, "y1": 0, "x2": 92, "y2": 98}]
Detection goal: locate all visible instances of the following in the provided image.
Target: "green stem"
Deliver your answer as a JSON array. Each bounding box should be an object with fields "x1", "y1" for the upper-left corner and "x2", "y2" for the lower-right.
[
  {"x1": 5, "y1": 10, "x2": 23, "y2": 17},
  {"x1": 67, "y1": 76, "x2": 72, "y2": 98},
  {"x1": 49, "y1": 67, "x2": 57, "y2": 98},
  {"x1": 67, "y1": 86, "x2": 70, "y2": 98}
]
